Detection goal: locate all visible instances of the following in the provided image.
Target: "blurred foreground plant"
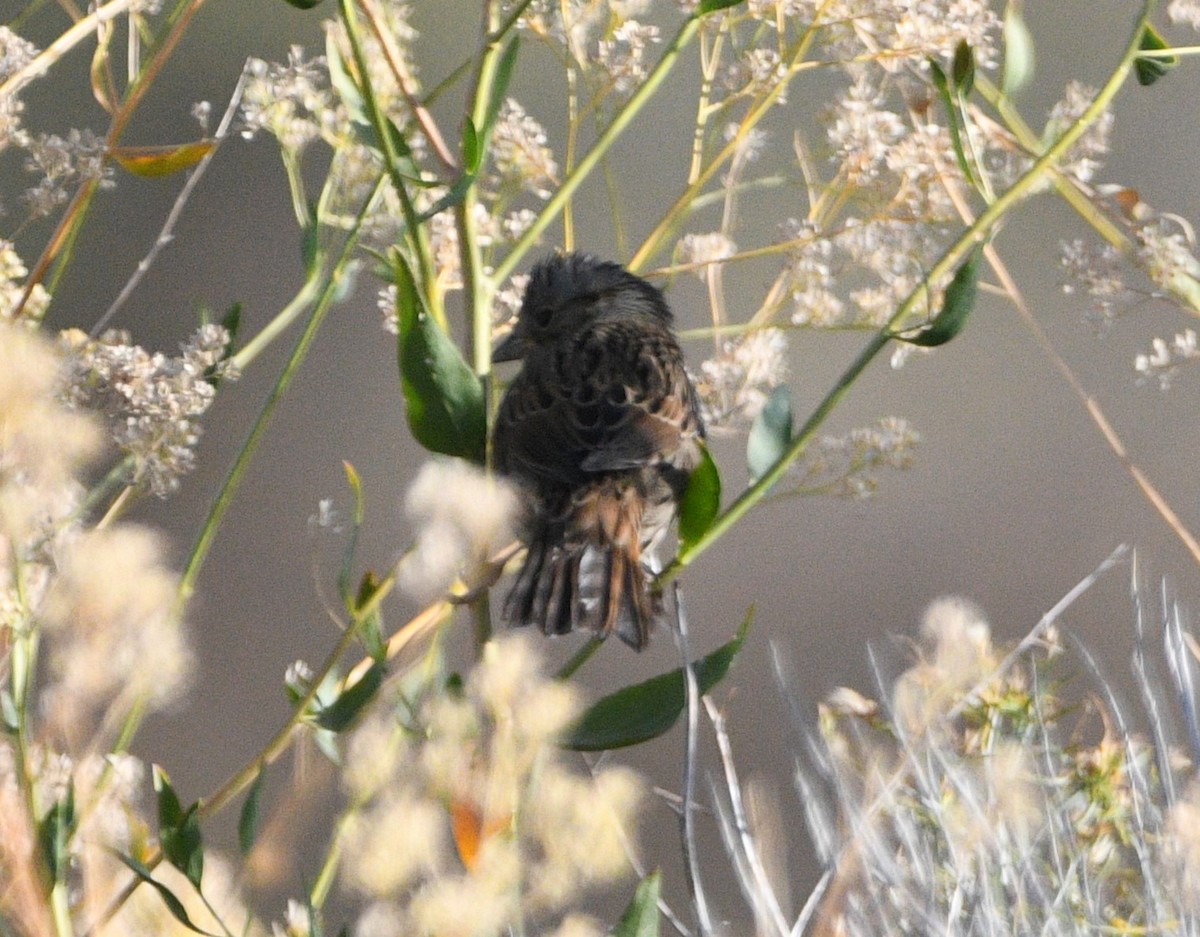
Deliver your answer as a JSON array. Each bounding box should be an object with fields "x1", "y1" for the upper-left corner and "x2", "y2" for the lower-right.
[{"x1": 704, "y1": 559, "x2": 1200, "y2": 936}]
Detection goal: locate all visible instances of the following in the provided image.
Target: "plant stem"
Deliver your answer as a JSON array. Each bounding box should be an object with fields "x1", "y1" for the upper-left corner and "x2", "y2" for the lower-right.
[
  {"x1": 492, "y1": 13, "x2": 705, "y2": 286},
  {"x1": 179, "y1": 176, "x2": 387, "y2": 612},
  {"x1": 663, "y1": 2, "x2": 1151, "y2": 579}
]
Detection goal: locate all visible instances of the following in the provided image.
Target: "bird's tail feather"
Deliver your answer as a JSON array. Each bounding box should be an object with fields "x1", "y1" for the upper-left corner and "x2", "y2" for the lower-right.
[{"x1": 503, "y1": 532, "x2": 662, "y2": 650}]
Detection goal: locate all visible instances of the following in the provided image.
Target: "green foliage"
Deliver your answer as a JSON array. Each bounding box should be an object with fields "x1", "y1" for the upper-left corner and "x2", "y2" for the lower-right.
[
  {"x1": 393, "y1": 253, "x2": 487, "y2": 463},
  {"x1": 111, "y1": 852, "x2": 219, "y2": 937},
  {"x1": 238, "y1": 770, "x2": 265, "y2": 857},
  {"x1": 747, "y1": 386, "x2": 792, "y2": 484},
  {"x1": 697, "y1": 0, "x2": 747, "y2": 14},
  {"x1": 613, "y1": 872, "x2": 662, "y2": 937},
  {"x1": 899, "y1": 243, "x2": 984, "y2": 348},
  {"x1": 153, "y1": 765, "x2": 204, "y2": 889},
  {"x1": 1001, "y1": 4, "x2": 1035, "y2": 96},
  {"x1": 564, "y1": 613, "x2": 751, "y2": 751},
  {"x1": 1136, "y1": 23, "x2": 1177, "y2": 87},
  {"x1": 313, "y1": 661, "x2": 386, "y2": 732},
  {"x1": 678, "y1": 445, "x2": 721, "y2": 551},
  {"x1": 37, "y1": 782, "x2": 75, "y2": 882}
]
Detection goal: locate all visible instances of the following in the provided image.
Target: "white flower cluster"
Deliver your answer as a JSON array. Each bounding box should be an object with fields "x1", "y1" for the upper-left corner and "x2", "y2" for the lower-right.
[
  {"x1": 1134, "y1": 328, "x2": 1200, "y2": 390},
  {"x1": 61, "y1": 324, "x2": 234, "y2": 497},
  {"x1": 796, "y1": 416, "x2": 920, "y2": 499},
  {"x1": 695, "y1": 328, "x2": 789, "y2": 428},
  {"x1": 338, "y1": 634, "x2": 639, "y2": 937}
]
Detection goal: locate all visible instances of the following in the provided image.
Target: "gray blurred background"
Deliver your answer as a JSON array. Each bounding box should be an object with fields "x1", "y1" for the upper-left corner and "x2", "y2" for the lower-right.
[{"x1": 10, "y1": 0, "x2": 1200, "y2": 927}]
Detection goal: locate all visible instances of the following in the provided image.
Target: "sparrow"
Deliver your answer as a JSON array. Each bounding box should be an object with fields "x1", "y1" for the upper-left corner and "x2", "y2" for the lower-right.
[{"x1": 491, "y1": 252, "x2": 705, "y2": 650}]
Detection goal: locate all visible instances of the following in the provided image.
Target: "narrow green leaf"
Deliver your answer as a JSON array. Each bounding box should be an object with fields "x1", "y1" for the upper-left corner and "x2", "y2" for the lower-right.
[
  {"x1": 38, "y1": 783, "x2": 75, "y2": 881},
  {"x1": 153, "y1": 765, "x2": 185, "y2": 831},
  {"x1": 111, "y1": 852, "x2": 220, "y2": 937},
  {"x1": 314, "y1": 661, "x2": 385, "y2": 732},
  {"x1": 613, "y1": 872, "x2": 662, "y2": 937},
  {"x1": 928, "y1": 57, "x2": 978, "y2": 188},
  {"x1": 220, "y1": 302, "x2": 242, "y2": 348},
  {"x1": 354, "y1": 570, "x2": 387, "y2": 662},
  {"x1": 482, "y1": 38, "x2": 521, "y2": 139},
  {"x1": 697, "y1": 0, "x2": 746, "y2": 13},
  {"x1": 564, "y1": 614, "x2": 752, "y2": 751},
  {"x1": 414, "y1": 170, "x2": 477, "y2": 223},
  {"x1": 238, "y1": 771, "x2": 265, "y2": 857},
  {"x1": 678, "y1": 445, "x2": 721, "y2": 552},
  {"x1": 394, "y1": 252, "x2": 487, "y2": 462},
  {"x1": 901, "y1": 243, "x2": 983, "y2": 347},
  {"x1": 337, "y1": 462, "x2": 365, "y2": 611},
  {"x1": 1000, "y1": 3, "x2": 1035, "y2": 96},
  {"x1": 153, "y1": 766, "x2": 204, "y2": 889},
  {"x1": 747, "y1": 386, "x2": 792, "y2": 484},
  {"x1": 462, "y1": 117, "x2": 482, "y2": 175},
  {"x1": 928, "y1": 59, "x2": 948, "y2": 95},
  {"x1": 325, "y1": 28, "x2": 366, "y2": 126},
  {"x1": 951, "y1": 40, "x2": 975, "y2": 95},
  {"x1": 1136, "y1": 23, "x2": 1177, "y2": 87}
]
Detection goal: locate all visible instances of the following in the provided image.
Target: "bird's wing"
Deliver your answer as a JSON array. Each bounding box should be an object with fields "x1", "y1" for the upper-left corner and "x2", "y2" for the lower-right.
[{"x1": 495, "y1": 323, "x2": 700, "y2": 483}]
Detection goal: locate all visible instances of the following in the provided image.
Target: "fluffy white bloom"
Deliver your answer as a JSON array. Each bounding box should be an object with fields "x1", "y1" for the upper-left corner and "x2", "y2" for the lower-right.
[{"x1": 397, "y1": 459, "x2": 519, "y2": 601}]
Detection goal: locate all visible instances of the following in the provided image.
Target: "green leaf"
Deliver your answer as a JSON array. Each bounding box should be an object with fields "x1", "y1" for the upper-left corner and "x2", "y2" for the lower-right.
[
  {"x1": 1000, "y1": 3, "x2": 1035, "y2": 96},
  {"x1": 462, "y1": 117, "x2": 482, "y2": 175},
  {"x1": 902, "y1": 243, "x2": 983, "y2": 347},
  {"x1": 482, "y1": 38, "x2": 520, "y2": 139},
  {"x1": 394, "y1": 252, "x2": 487, "y2": 462},
  {"x1": 38, "y1": 783, "x2": 75, "y2": 881},
  {"x1": 1136, "y1": 23, "x2": 1177, "y2": 87},
  {"x1": 353, "y1": 570, "x2": 387, "y2": 663},
  {"x1": 326, "y1": 30, "x2": 367, "y2": 126},
  {"x1": 951, "y1": 40, "x2": 975, "y2": 94},
  {"x1": 153, "y1": 765, "x2": 204, "y2": 889},
  {"x1": 613, "y1": 872, "x2": 662, "y2": 937},
  {"x1": 220, "y1": 302, "x2": 242, "y2": 347},
  {"x1": 238, "y1": 770, "x2": 265, "y2": 857},
  {"x1": 697, "y1": 0, "x2": 746, "y2": 13},
  {"x1": 927, "y1": 57, "x2": 978, "y2": 188},
  {"x1": 747, "y1": 386, "x2": 792, "y2": 484},
  {"x1": 564, "y1": 613, "x2": 751, "y2": 751},
  {"x1": 111, "y1": 852, "x2": 220, "y2": 937},
  {"x1": 337, "y1": 462, "x2": 366, "y2": 611},
  {"x1": 414, "y1": 170, "x2": 477, "y2": 224},
  {"x1": 928, "y1": 58, "x2": 948, "y2": 95},
  {"x1": 678, "y1": 445, "x2": 721, "y2": 552},
  {"x1": 314, "y1": 661, "x2": 385, "y2": 732}
]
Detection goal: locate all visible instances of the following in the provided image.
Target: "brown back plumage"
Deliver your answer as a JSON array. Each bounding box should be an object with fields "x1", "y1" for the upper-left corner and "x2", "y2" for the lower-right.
[{"x1": 492, "y1": 253, "x2": 704, "y2": 649}]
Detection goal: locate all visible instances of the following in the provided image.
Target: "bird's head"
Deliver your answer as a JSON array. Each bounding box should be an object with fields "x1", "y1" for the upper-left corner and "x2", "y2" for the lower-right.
[{"x1": 492, "y1": 252, "x2": 672, "y2": 363}]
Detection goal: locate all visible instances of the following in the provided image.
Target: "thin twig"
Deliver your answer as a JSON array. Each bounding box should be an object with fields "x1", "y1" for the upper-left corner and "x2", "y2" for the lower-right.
[
  {"x1": 704, "y1": 695, "x2": 791, "y2": 937},
  {"x1": 946, "y1": 543, "x2": 1130, "y2": 721},
  {"x1": 91, "y1": 67, "x2": 249, "y2": 337},
  {"x1": 357, "y1": 0, "x2": 457, "y2": 173},
  {"x1": 674, "y1": 583, "x2": 715, "y2": 937}
]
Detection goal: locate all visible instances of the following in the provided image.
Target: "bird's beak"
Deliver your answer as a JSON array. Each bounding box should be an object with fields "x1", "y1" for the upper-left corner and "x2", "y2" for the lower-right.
[{"x1": 492, "y1": 330, "x2": 528, "y2": 363}]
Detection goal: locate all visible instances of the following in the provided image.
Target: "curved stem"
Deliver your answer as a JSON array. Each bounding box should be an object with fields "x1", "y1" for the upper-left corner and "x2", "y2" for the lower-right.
[
  {"x1": 662, "y1": 2, "x2": 1152, "y2": 581},
  {"x1": 178, "y1": 177, "x2": 387, "y2": 613}
]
